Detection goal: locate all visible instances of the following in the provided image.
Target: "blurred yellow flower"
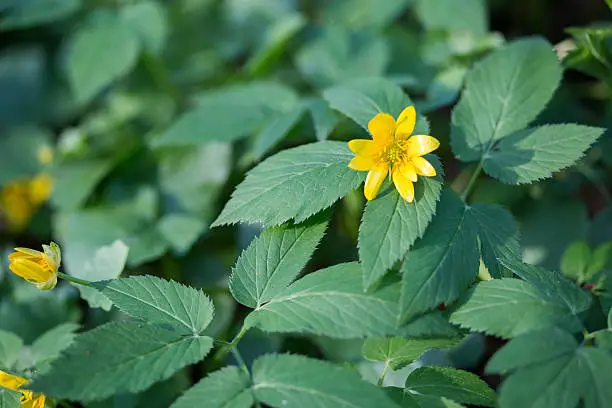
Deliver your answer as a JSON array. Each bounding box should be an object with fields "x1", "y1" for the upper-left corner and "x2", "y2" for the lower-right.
[
  {"x1": 0, "y1": 173, "x2": 53, "y2": 231},
  {"x1": 37, "y1": 145, "x2": 54, "y2": 166},
  {"x1": 348, "y1": 106, "x2": 440, "y2": 202},
  {"x1": 8, "y1": 242, "x2": 61, "y2": 290},
  {"x1": 0, "y1": 370, "x2": 46, "y2": 408}
]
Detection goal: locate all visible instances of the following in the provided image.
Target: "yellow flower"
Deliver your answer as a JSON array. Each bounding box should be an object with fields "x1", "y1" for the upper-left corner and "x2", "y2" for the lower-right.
[
  {"x1": 348, "y1": 106, "x2": 440, "y2": 202},
  {"x1": 0, "y1": 173, "x2": 53, "y2": 231},
  {"x1": 0, "y1": 370, "x2": 46, "y2": 408},
  {"x1": 8, "y1": 242, "x2": 61, "y2": 290}
]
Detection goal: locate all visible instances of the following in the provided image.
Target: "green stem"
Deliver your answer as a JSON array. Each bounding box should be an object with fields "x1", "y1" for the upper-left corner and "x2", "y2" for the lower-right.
[
  {"x1": 57, "y1": 271, "x2": 93, "y2": 287},
  {"x1": 460, "y1": 159, "x2": 484, "y2": 201},
  {"x1": 377, "y1": 362, "x2": 390, "y2": 386},
  {"x1": 230, "y1": 347, "x2": 250, "y2": 377}
]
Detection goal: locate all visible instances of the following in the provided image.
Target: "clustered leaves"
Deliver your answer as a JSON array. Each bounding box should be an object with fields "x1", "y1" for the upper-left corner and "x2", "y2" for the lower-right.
[{"x1": 1, "y1": 1, "x2": 611, "y2": 408}]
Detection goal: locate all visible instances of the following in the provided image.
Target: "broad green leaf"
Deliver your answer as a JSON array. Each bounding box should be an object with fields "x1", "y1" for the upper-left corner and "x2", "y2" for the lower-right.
[
  {"x1": 565, "y1": 26, "x2": 612, "y2": 85},
  {"x1": 154, "y1": 82, "x2": 299, "y2": 146},
  {"x1": 252, "y1": 354, "x2": 398, "y2": 408},
  {"x1": 450, "y1": 276, "x2": 590, "y2": 338},
  {"x1": 500, "y1": 258, "x2": 591, "y2": 312},
  {"x1": 360, "y1": 156, "x2": 444, "y2": 290},
  {"x1": 230, "y1": 215, "x2": 328, "y2": 308},
  {"x1": 70, "y1": 240, "x2": 129, "y2": 311},
  {"x1": 305, "y1": 97, "x2": 337, "y2": 141},
  {"x1": 413, "y1": 395, "x2": 466, "y2": 408},
  {"x1": 415, "y1": 0, "x2": 487, "y2": 34},
  {"x1": 0, "y1": 387, "x2": 20, "y2": 408},
  {"x1": 212, "y1": 141, "x2": 364, "y2": 227},
  {"x1": 0, "y1": 0, "x2": 80, "y2": 31},
  {"x1": 400, "y1": 189, "x2": 479, "y2": 321},
  {"x1": 482, "y1": 125, "x2": 604, "y2": 184},
  {"x1": 93, "y1": 276, "x2": 214, "y2": 335},
  {"x1": 296, "y1": 30, "x2": 389, "y2": 88},
  {"x1": 323, "y1": 77, "x2": 429, "y2": 134},
  {"x1": 487, "y1": 328, "x2": 612, "y2": 408},
  {"x1": 30, "y1": 323, "x2": 79, "y2": 370},
  {"x1": 50, "y1": 159, "x2": 114, "y2": 210},
  {"x1": 0, "y1": 330, "x2": 22, "y2": 369},
  {"x1": 363, "y1": 337, "x2": 460, "y2": 370},
  {"x1": 30, "y1": 322, "x2": 213, "y2": 402},
  {"x1": 468, "y1": 203, "x2": 520, "y2": 278},
  {"x1": 157, "y1": 214, "x2": 207, "y2": 255},
  {"x1": 560, "y1": 241, "x2": 591, "y2": 282},
  {"x1": 66, "y1": 17, "x2": 140, "y2": 103},
  {"x1": 451, "y1": 38, "x2": 562, "y2": 162},
  {"x1": 120, "y1": 1, "x2": 168, "y2": 54},
  {"x1": 170, "y1": 366, "x2": 253, "y2": 408},
  {"x1": 253, "y1": 104, "x2": 305, "y2": 159},
  {"x1": 245, "y1": 262, "x2": 401, "y2": 339},
  {"x1": 405, "y1": 367, "x2": 496, "y2": 407},
  {"x1": 398, "y1": 311, "x2": 460, "y2": 339},
  {"x1": 586, "y1": 242, "x2": 612, "y2": 278}
]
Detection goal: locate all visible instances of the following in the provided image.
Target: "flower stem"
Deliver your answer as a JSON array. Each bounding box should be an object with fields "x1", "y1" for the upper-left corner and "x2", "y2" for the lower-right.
[
  {"x1": 57, "y1": 272, "x2": 94, "y2": 287},
  {"x1": 460, "y1": 159, "x2": 484, "y2": 201},
  {"x1": 377, "y1": 362, "x2": 390, "y2": 386}
]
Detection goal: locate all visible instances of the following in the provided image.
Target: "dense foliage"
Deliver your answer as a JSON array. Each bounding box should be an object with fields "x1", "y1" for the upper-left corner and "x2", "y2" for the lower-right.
[{"x1": 1, "y1": 0, "x2": 612, "y2": 407}]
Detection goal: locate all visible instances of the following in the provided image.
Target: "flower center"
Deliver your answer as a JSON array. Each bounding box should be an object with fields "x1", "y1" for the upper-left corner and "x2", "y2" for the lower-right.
[{"x1": 381, "y1": 140, "x2": 409, "y2": 165}]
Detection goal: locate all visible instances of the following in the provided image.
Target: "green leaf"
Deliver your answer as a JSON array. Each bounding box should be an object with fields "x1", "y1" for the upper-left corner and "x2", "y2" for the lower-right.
[
  {"x1": 561, "y1": 241, "x2": 591, "y2": 282},
  {"x1": 451, "y1": 38, "x2": 562, "y2": 162},
  {"x1": 405, "y1": 367, "x2": 496, "y2": 407},
  {"x1": 212, "y1": 141, "x2": 364, "y2": 227},
  {"x1": 305, "y1": 97, "x2": 338, "y2": 141},
  {"x1": 0, "y1": 387, "x2": 20, "y2": 408},
  {"x1": 70, "y1": 240, "x2": 129, "y2": 311},
  {"x1": 321, "y1": 0, "x2": 409, "y2": 29},
  {"x1": 170, "y1": 366, "x2": 253, "y2": 408},
  {"x1": 415, "y1": 0, "x2": 487, "y2": 34},
  {"x1": 230, "y1": 215, "x2": 328, "y2": 308},
  {"x1": 253, "y1": 104, "x2": 305, "y2": 159},
  {"x1": 157, "y1": 214, "x2": 207, "y2": 255},
  {"x1": 30, "y1": 322, "x2": 213, "y2": 402},
  {"x1": 323, "y1": 77, "x2": 429, "y2": 134},
  {"x1": 400, "y1": 189, "x2": 479, "y2": 321},
  {"x1": 487, "y1": 328, "x2": 612, "y2": 408},
  {"x1": 252, "y1": 354, "x2": 398, "y2": 408},
  {"x1": 296, "y1": 30, "x2": 389, "y2": 88},
  {"x1": 154, "y1": 82, "x2": 299, "y2": 146},
  {"x1": 92, "y1": 276, "x2": 214, "y2": 335},
  {"x1": 66, "y1": 17, "x2": 140, "y2": 103},
  {"x1": 30, "y1": 323, "x2": 79, "y2": 370},
  {"x1": 363, "y1": 337, "x2": 460, "y2": 370},
  {"x1": 0, "y1": 0, "x2": 80, "y2": 31},
  {"x1": 120, "y1": 1, "x2": 168, "y2": 54},
  {"x1": 565, "y1": 26, "x2": 612, "y2": 85},
  {"x1": 246, "y1": 13, "x2": 306, "y2": 76},
  {"x1": 0, "y1": 330, "x2": 22, "y2": 369},
  {"x1": 360, "y1": 156, "x2": 444, "y2": 290},
  {"x1": 482, "y1": 124, "x2": 604, "y2": 184},
  {"x1": 50, "y1": 159, "x2": 115, "y2": 210},
  {"x1": 413, "y1": 395, "x2": 466, "y2": 408},
  {"x1": 450, "y1": 274, "x2": 591, "y2": 338},
  {"x1": 587, "y1": 242, "x2": 612, "y2": 278},
  {"x1": 245, "y1": 262, "x2": 401, "y2": 339},
  {"x1": 398, "y1": 311, "x2": 461, "y2": 339},
  {"x1": 468, "y1": 203, "x2": 520, "y2": 278}
]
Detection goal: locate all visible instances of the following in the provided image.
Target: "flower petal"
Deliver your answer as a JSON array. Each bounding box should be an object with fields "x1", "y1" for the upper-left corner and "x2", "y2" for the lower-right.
[
  {"x1": 398, "y1": 162, "x2": 418, "y2": 182},
  {"x1": 9, "y1": 259, "x2": 52, "y2": 283},
  {"x1": 0, "y1": 370, "x2": 28, "y2": 391},
  {"x1": 393, "y1": 171, "x2": 415, "y2": 202},
  {"x1": 348, "y1": 139, "x2": 376, "y2": 155},
  {"x1": 406, "y1": 135, "x2": 440, "y2": 157},
  {"x1": 364, "y1": 167, "x2": 388, "y2": 200},
  {"x1": 412, "y1": 156, "x2": 437, "y2": 177},
  {"x1": 396, "y1": 106, "x2": 416, "y2": 138},
  {"x1": 13, "y1": 247, "x2": 43, "y2": 257},
  {"x1": 348, "y1": 155, "x2": 374, "y2": 171},
  {"x1": 368, "y1": 113, "x2": 395, "y2": 145}
]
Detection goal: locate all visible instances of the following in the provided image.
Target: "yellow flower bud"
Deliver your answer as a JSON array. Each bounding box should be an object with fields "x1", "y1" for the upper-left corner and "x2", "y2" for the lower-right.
[{"x1": 8, "y1": 242, "x2": 61, "y2": 290}]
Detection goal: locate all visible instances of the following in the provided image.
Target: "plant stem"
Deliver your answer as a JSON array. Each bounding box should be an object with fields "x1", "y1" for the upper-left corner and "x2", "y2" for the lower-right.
[
  {"x1": 377, "y1": 362, "x2": 390, "y2": 387},
  {"x1": 57, "y1": 272, "x2": 93, "y2": 287},
  {"x1": 230, "y1": 347, "x2": 250, "y2": 377},
  {"x1": 460, "y1": 159, "x2": 484, "y2": 201}
]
